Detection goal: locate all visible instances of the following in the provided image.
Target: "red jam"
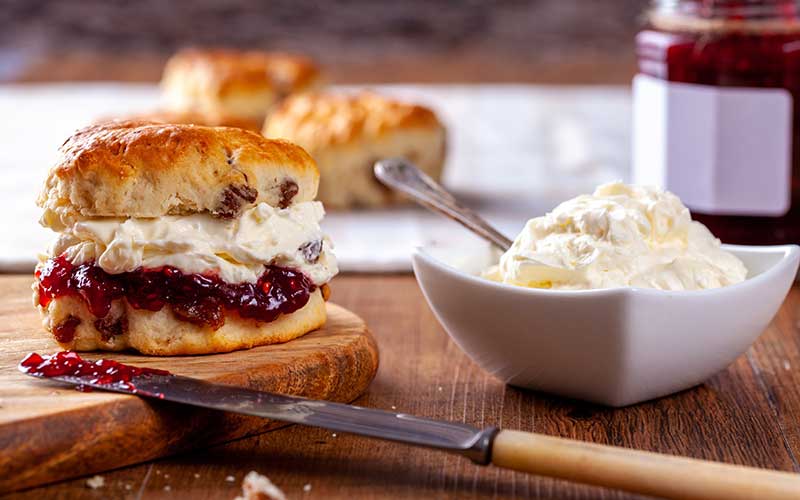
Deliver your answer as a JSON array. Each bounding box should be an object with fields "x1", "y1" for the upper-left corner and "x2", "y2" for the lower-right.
[
  {"x1": 36, "y1": 255, "x2": 315, "y2": 331},
  {"x1": 636, "y1": 0, "x2": 800, "y2": 244},
  {"x1": 19, "y1": 351, "x2": 171, "y2": 394}
]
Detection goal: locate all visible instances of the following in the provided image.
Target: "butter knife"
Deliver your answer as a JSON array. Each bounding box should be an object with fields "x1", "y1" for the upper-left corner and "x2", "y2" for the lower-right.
[{"x1": 19, "y1": 359, "x2": 800, "y2": 500}]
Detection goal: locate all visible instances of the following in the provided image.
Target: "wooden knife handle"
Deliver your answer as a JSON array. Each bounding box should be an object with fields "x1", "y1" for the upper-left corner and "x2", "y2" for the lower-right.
[{"x1": 491, "y1": 429, "x2": 800, "y2": 500}]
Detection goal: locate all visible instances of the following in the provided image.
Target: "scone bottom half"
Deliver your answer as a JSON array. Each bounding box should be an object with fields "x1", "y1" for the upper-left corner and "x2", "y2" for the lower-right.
[{"x1": 34, "y1": 121, "x2": 336, "y2": 356}]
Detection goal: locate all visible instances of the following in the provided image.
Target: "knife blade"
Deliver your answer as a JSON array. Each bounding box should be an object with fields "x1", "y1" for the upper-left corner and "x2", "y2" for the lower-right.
[
  {"x1": 19, "y1": 354, "x2": 800, "y2": 500},
  {"x1": 19, "y1": 366, "x2": 497, "y2": 464}
]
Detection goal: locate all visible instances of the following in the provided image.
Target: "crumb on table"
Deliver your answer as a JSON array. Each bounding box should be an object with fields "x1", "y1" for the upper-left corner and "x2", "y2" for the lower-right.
[
  {"x1": 85, "y1": 475, "x2": 105, "y2": 489},
  {"x1": 234, "y1": 471, "x2": 287, "y2": 500}
]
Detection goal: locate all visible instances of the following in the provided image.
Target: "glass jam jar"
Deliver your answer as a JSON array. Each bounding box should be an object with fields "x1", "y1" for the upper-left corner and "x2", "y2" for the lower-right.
[{"x1": 633, "y1": 0, "x2": 800, "y2": 244}]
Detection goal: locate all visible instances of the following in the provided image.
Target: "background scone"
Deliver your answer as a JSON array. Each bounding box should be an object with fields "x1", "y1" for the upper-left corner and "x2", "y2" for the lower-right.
[
  {"x1": 107, "y1": 110, "x2": 261, "y2": 132},
  {"x1": 35, "y1": 121, "x2": 337, "y2": 355},
  {"x1": 161, "y1": 48, "x2": 322, "y2": 131},
  {"x1": 263, "y1": 92, "x2": 447, "y2": 209}
]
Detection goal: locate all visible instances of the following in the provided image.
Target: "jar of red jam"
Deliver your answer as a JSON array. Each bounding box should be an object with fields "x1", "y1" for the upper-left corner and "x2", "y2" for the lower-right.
[{"x1": 633, "y1": 0, "x2": 800, "y2": 244}]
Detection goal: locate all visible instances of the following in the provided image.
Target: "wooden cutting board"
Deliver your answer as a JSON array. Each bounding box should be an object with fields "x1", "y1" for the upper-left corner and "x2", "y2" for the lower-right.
[{"x1": 0, "y1": 276, "x2": 379, "y2": 494}]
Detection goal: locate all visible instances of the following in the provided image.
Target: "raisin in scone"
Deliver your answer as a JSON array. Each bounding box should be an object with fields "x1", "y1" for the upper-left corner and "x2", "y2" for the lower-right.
[
  {"x1": 34, "y1": 121, "x2": 337, "y2": 355},
  {"x1": 263, "y1": 92, "x2": 447, "y2": 209},
  {"x1": 161, "y1": 48, "x2": 322, "y2": 131}
]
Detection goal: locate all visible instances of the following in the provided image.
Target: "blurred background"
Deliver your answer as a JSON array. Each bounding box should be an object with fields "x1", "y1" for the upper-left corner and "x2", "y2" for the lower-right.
[
  {"x1": 0, "y1": 0, "x2": 642, "y2": 84},
  {"x1": 7, "y1": 2, "x2": 795, "y2": 266},
  {"x1": 0, "y1": 0, "x2": 646, "y2": 271}
]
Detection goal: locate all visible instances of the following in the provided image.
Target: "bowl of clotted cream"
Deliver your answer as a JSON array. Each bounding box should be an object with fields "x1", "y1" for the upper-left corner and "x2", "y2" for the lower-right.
[{"x1": 412, "y1": 182, "x2": 800, "y2": 406}]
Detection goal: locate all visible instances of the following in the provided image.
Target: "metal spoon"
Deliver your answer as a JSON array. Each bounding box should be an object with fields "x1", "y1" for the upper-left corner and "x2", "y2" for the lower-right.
[{"x1": 374, "y1": 158, "x2": 513, "y2": 251}]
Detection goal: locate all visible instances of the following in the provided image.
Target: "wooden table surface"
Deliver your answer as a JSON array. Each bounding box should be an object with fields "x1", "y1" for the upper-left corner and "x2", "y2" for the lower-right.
[{"x1": 3, "y1": 273, "x2": 799, "y2": 499}]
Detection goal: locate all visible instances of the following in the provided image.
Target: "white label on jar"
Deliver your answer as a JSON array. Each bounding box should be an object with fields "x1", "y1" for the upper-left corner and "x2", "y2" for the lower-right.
[{"x1": 632, "y1": 74, "x2": 792, "y2": 216}]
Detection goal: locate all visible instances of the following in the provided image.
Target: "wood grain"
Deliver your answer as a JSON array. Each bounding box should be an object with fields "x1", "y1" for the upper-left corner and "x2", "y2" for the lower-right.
[
  {"x1": 3, "y1": 274, "x2": 800, "y2": 499},
  {"x1": 0, "y1": 276, "x2": 378, "y2": 494}
]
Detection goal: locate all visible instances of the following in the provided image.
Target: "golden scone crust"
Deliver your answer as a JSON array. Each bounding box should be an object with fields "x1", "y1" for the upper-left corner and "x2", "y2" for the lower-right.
[
  {"x1": 38, "y1": 121, "x2": 319, "y2": 226},
  {"x1": 36, "y1": 288, "x2": 327, "y2": 356},
  {"x1": 263, "y1": 92, "x2": 446, "y2": 208},
  {"x1": 263, "y1": 91, "x2": 443, "y2": 148},
  {"x1": 161, "y1": 48, "x2": 322, "y2": 124},
  {"x1": 113, "y1": 109, "x2": 263, "y2": 132}
]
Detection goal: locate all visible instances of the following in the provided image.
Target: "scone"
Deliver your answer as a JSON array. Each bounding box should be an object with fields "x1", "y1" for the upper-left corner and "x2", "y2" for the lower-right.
[
  {"x1": 263, "y1": 92, "x2": 447, "y2": 209},
  {"x1": 111, "y1": 110, "x2": 260, "y2": 131},
  {"x1": 34, "y1": 120, "x2": 338, "y2": 355},
  {"x1": 161, "y1": 48, "x2": 322, "y2": 131}
]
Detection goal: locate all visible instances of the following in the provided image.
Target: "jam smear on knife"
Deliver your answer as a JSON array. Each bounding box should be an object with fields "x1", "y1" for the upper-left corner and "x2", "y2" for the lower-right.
[{"x1": 19, "y1": 351, "x2": 171, "y2": 394}]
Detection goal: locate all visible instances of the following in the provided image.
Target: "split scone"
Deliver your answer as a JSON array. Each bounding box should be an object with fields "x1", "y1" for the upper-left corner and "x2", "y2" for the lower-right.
[
  {"x1": 263, "y1": 92, "x2": 447, "y2": 209},
  {"x1": 34, "y1": 121, "x2": 338, "y2": 355},
  {"x1": 161, "y1": 48, "x2": 322, "y2": 131}
]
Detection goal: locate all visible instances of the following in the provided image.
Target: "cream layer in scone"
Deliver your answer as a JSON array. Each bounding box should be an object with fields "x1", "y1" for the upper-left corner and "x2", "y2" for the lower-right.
[{"x1": 49, "y1": 201, "x2": 337, "y2": 287}]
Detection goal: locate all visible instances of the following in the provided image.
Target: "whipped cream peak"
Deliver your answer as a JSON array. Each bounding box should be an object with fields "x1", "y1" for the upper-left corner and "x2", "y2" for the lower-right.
[
  {"x1": 50, "y1": 201, "x2": 338, "y2": 286},
  {"x1": 485, "y1": 182, "x2": 747, "y2": 291}
]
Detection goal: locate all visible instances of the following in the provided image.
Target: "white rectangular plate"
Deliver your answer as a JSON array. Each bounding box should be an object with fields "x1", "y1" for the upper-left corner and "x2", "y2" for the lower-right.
[{"x1": 0, "y1": 83, "x2": 630, "y2": 272}]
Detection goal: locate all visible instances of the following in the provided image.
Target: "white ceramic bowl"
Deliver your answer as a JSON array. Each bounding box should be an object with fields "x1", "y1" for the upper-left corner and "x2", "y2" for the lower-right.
[{"x1": 412, "y1": 243, "x2": 800, "y2": 407}]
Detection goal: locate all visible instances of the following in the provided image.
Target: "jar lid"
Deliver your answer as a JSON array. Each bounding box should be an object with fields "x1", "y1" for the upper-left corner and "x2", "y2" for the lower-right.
[{"x1": 650, "y1": 0, "x2": 800, "y2": 34}]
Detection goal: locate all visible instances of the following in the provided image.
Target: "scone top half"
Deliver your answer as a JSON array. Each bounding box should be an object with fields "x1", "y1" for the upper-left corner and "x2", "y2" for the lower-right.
[
  {"x1": 35, "y1": 121, "x2": 338, "y2": 355},
  {"x1": 40, "y1": 120, "x2": 319, "y2": 224}
]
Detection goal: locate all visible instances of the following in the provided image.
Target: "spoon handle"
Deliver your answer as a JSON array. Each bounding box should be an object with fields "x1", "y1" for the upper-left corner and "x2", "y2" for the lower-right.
[{"x1": 374, "y1": 159, "x2": 513, "y2": 251}]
